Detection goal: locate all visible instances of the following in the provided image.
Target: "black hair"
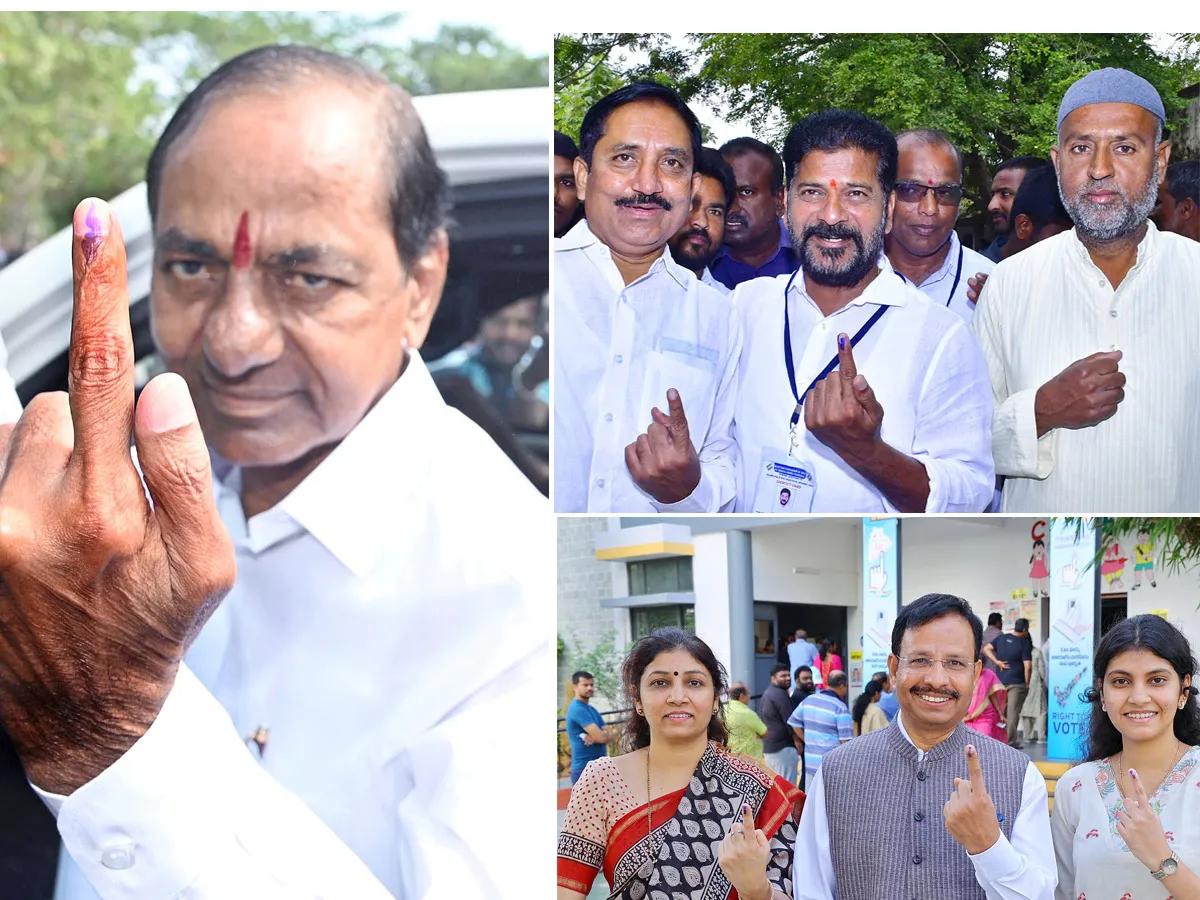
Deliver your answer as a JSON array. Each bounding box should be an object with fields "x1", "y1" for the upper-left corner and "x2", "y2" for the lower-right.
[
  {"x1": 852, "y1": 679, "x2": 884, "y2": 730},
  {"x1": 578, "y1": 81, "x2": 702, "y2": 170},
  {"x1": 145, "y1": 44, "x2": 449, "y2": 273},
  {"x1": 892, "y1": 593, "x2": 983, "y2": 661},
  {"x1": 571, "y1": 671, "x2": 594, "y2": 684},
  {"x1": 1165, "y1": 160, "x2": 1199, "y2": 206},
  {"x1": 729, "y1": 684, "x2": 749, "y2": 701},
  {"x1": 770, "y1": 662, "x2": 791, "y2": 677},
  {"x1": 995, "y1": 155, "x2": 1049, "y2": 177},
  {"x1": 827, "y1": 671, "x2": 848, "y2": 689},
  {"x1": 621, "y1": 627, "x2": 729, "y2": 752},
  {"x1": 1083, "y1": 615, "x2": 1200, "y2": 762},
  {"x1": 719, "y1": 136, "x2": 785, "y2": 194},
  {"x1": 1030, "y1": 538, "x2": 1046, "y2": 565},
  {"x1": 696, "y1": 146, "x2": 737, "y2": 208},
  {"x1": 818, "y1": 639, "x2": 831, "y2": 660},
  {"x1": 1010, "y1": 165, "x2": 1071, "y2": 231},
  {"x1": 1014, "y1": 618, "x2": 1030, "y2": 633},
  {"x1": 988, "y1": 613, "x2": 1004, "y2": 628},
  {"x1": 871, "y1": 670, "x2": 889, "y2": 683},
  {"x1": 782, "y1": 109, "x2": 898, "y2": 195},
  {"x1": 555, "y1": 130, "x2": 579, "y2": 163},
  {"x1": 896, "y1": 128, "x2": 964, "y2": 180},
  {"x1": 795, "y1": 665, "x2": 812, "y2": 678}
]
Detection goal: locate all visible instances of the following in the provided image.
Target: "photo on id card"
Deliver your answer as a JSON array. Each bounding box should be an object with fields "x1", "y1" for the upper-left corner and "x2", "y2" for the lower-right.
[{"x1": 752, "y1": 447, "x2": 816, "y2": 512}]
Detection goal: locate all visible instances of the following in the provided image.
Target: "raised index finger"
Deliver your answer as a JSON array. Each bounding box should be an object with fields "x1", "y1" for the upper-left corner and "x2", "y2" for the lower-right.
[
  {"x1": 69, "y1": 199, "x2": 136, "y2": 474},
  {"x1": 666, "y1": 388, "x2": 689, "y2": 435},
  {"x1": 966, "y1": 744, "x2": 986, "y2": 793},
  {"x1": 837, "y1": 333, "x2": 857, "y2": 380},
  {"x1": 741, "y1": 802, "x2": 754, "y2": 832}
]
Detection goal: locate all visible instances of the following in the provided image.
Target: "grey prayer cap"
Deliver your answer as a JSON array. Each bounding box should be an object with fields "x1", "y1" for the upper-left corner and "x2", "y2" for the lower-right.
[{"x1": 1057, "y1": 67, "x2": 1165, "y2": 130}]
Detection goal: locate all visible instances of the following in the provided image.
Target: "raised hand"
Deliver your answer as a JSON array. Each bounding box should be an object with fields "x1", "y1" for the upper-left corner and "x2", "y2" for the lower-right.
[
  {"x1": 1115, "y1": 767, "x2": 1173, "y2": 871},
  {"x1": 943, "y1": 744, "x2": 1000, "y2": 855},
  {"x1": 717, "y1": 802, "x2": 773, "y2": 900},
  {"x1": 0, "y1": 199, "x2": 236, "y2": 795},
  {"x1": 624, "y1": 388, "x2": 700, "y2": 504},
  {"x1": 1034, "y1": 351, "x2": 1125, "y2": 436},
  {"x1": 805, "y1": 333, "x2": 884, "y2": 465}
]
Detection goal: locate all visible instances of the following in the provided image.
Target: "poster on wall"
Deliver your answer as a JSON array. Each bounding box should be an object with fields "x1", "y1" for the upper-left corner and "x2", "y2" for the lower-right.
[
  {"x1": 861, "y1": 518, "x2": 899, "y2": 682},
  {"x1": 849, "y1": 650, "x2": 863, "y2": 689},
  {"x1": 1047, "y1": 519, "x2": 1098, "y2": 760}
]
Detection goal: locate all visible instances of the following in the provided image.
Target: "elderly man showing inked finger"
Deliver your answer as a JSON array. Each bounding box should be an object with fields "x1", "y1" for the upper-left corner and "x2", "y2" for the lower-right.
[
  {"x1": 793, "y1": 593, "x2": 1056, "y2": 900},
  {"x1": 732, "y1": 109, "x2": 994, "y2": 513},
  {"x1": 972, "y1": 67, "x2": 1200, "y2": 512},
  {"x1": 1, "y1": 44, "x2": 548, "y2": 900}
]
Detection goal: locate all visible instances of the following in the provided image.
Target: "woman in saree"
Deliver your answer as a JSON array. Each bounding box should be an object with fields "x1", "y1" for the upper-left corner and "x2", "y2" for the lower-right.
[
  {"x1": 557, "y1": 627, "x2": 804, "y2": 899},
  {"x1": 963, "y1": 664, "x2": 1007, "y2": 743}
]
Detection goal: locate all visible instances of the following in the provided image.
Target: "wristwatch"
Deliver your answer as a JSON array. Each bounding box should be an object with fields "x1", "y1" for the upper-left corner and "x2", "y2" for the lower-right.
[{"x1": 1150, "y1": 851, "x2": 1179, "y2": 881}]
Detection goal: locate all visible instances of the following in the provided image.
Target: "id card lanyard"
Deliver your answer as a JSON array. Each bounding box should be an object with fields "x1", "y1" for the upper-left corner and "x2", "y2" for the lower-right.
[
  {"x1": 894, "y1": 242, "x2": 963, "y2": 308},
  {"x1": 782, "y1": 268, "x2": 890, "y2": 457}
]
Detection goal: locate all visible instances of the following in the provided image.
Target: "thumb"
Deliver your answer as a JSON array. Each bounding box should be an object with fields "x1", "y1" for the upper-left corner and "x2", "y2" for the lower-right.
[
  {"x1": 852, "y1": 374, "x2": 880, "y2": 414},
  {"x1": 837, "y1": 333, "x2": 857, "y2": 380},
  {"x1": 134, "y1": 374, "x2": 235, "y2": 629}
]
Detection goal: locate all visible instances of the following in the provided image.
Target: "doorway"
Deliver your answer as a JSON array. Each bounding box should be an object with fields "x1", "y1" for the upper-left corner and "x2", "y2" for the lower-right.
[{"x1": 776, "y1": 603, "x2": 850, "y2": 684}]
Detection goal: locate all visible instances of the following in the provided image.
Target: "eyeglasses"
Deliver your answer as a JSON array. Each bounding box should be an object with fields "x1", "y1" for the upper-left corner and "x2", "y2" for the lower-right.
[
  {"x1": 894, "y1": 182, "x2": 964, "y2": 205},
  {"x1": 897, "y1": 655, "x2": 973, "y2": 676}
]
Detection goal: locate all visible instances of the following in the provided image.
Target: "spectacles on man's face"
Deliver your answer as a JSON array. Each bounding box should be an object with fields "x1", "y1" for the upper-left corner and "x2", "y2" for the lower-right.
[
  {"x1": 897, "y1": 655, "x2": 974, "y2": 676},
  {"x1": 894, "y1": 182, "x2": 964, "y2": 206}
]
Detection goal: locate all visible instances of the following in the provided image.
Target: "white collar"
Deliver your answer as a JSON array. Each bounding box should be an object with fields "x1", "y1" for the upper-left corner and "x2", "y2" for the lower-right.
[
  {"x1": 1067, "y1": 218, "x2": 1157, "y2": 279},
  {"x1": 212, "y1": 351, "x2": 443, "y2": 577},
  {"x1": 913, "y1": 230, "x2": 962, "y2": 289},
  {"x1": 787, "y1": 254, "x2": 912, "y2": 313},
  {"x1": 556, "y1": 218, "x2": 693, "y2": 293}
]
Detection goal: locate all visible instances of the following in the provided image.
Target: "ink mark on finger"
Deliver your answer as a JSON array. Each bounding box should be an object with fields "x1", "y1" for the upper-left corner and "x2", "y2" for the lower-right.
[{"x1": 82, "y1": 202, "x2": 104, "y2": 265}]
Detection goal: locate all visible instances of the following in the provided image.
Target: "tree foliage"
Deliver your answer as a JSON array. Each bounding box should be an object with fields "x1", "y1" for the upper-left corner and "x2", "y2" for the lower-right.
[
  {"x1": 1062, "y1": 518, "x2": 1200, "y2": 608},
  {"x1": 0, "y1": 13, "x2": 546, "y2": 252}
]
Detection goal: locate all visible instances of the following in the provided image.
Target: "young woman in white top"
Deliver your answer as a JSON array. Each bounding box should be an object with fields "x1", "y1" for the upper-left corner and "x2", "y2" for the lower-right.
[{"x1": 1051, "y1": 614, "x2": 1200, "y2": 900}]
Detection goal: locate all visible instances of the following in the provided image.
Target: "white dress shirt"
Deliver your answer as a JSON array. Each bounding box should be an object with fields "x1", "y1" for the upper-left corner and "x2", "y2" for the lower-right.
[
  {"x1": 553, "y1": 219, "x2": 741, "y2": 512},
  {"x1": 44, "y1": 352, "x2": 552, "y2": 898},
  {"x1": 701, "y1": 266, "x2": 732, "y2": 295},
  {"x1": 732, "y1": 258, "x2": 994, "y2": 513},
  {"x1": 972, "y1": 222, "x2": 1200, "y2": 512},
  {"x1": 793, "y1": 713, "x2": 1057, "y2": 900},
  {"x1": 0, "y1": 329, "x2": 23, "y2": 423},
  {"x1": 903, "y1": 230, "x2": 995, "y2": 323}
]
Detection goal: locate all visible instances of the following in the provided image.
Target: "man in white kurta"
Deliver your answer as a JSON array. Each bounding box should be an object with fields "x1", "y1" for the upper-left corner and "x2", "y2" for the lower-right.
[{"x1": 972, "y1": 67, "x2": 1200, "y2": 513}]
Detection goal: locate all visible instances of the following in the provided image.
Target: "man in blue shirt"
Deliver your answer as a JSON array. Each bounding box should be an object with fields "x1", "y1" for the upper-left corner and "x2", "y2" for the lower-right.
[
  {"x1": 787, "y1": 628, "x2": 820, "y2": 685},
  {"x1": 873, "y1": 670, "x2": 900, "y2": 722},
  {"x1": 788, "y1": 670, "x2": 853, "y2": 783},
  {"x1": 565, "y1": 671, "x2": 611, "y2": 783}
]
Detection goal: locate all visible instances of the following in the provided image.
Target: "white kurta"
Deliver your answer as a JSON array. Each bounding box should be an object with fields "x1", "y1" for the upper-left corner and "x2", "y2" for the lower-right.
[
  {"x1": 971, "y1": 222, "x2": 1200, "y2": 513},
  {"x1": 42, "y1": 352, "x2": 553, "y2": 898},
  {"x1": 1051, "y1": 746, "x2": 1200, "y2": 900},
  {"x1": 0, "y1": 328, "x2": 23, "y2": 422},
  {"x1": 902, "y1": 230, "x2": 996, "y2": 324}
]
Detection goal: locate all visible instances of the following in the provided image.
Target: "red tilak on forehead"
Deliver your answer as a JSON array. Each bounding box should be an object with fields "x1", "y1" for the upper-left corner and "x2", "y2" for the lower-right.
[
  {"x1": 830, "y1": 179, "x2": 837, "y2": 188},
  {"x1": 232, "y1": 211, "x2": 252, "y2": 269}
]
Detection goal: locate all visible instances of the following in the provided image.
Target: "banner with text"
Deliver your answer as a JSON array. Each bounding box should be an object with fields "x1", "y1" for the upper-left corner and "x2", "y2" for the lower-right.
[
  {"x1": 862, "y1": 518, "x2": 900, "y2": 681},
  {"x1": 1048, "y1": 519, "x2": 1098, "y2": 761}
]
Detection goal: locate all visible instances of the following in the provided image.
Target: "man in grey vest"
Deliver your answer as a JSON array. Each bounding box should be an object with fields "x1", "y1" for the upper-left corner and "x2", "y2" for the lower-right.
[{"x1": 793, "y1": 593, "x2": 1056, "y2": 899}]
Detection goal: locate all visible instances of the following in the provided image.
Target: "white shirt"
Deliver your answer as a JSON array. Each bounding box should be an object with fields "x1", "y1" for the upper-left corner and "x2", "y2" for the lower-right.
[
  {"x1": 793, "y1": 713, "x2": 1057, "y2": 900},
  {"x1": 44, "y1": 352, "x2": 552, "y2": 898},
  {"x1": 972, "y1": 222, "x2": 1200, "y2": 512},
  {"x1": 553, "y1": 219, "x2": 741, "y2": 512},
  {"x1": 701, "y1": 266, "x2": 732, "y2": 295},
  {"x1": 0, "y1": 329, "x2": 23, "y2": 423},
  {"x1": 732, "y1": 258, "x2": 994, "y2": 513},
  {"x1": 903, "y1": 230, "x2": 995, "y2": 323}
]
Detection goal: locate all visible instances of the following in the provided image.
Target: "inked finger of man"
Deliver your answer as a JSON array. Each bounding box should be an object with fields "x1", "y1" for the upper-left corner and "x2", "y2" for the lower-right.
[{"x1": 68, "y1": 198, "x2": 137, "y2": 473}]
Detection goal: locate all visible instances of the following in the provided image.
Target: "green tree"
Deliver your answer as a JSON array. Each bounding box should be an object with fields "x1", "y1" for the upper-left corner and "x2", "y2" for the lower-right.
[{"x1": 1063, "y1": 517, "x2": 1200, "y2": 608}]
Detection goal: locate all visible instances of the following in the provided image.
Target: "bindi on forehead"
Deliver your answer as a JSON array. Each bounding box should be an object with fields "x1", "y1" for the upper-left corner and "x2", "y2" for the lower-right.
[{"x1": 232, "y1": 211, "x2": 252, "y2": 269}]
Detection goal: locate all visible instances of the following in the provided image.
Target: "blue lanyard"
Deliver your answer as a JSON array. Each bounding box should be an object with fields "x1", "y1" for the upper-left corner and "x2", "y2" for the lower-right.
[
  {"x1": 782, "y1": 268, "x2": 891, "y2": 433},
  {"x1": 895, "y1": 243, "x2": 964, "y2": 307}
]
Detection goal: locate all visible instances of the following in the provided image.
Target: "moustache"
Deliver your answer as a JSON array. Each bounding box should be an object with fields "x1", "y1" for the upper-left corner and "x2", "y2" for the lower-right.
[
  {"x1": 803, "y1": 222, "x2": 864, "y2": 247},
  {"x1": 615, "y1": 192, "x2": 672, "y2": 211},
  {"x1": 681, "y1": 226, "x2": 712, "y2": 244},
  {"x1": 910, "y1": 686, "x2": 960, "y2": 701},
  {"x1": 726, "y1": 213, "x2": 749, "y2": 227}
]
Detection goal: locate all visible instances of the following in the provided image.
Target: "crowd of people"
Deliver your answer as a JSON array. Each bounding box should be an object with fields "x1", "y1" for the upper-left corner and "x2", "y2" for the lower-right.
[
  {"x1": 556, "y1": 602, "x2": 1200, "y2": 900},
  {"x1": 553, "y1": 67, "x2": 1200, "y2": 515}
]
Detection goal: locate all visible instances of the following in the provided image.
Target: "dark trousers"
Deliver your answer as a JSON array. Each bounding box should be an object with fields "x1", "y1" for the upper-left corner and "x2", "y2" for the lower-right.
[{"x1": 1005, "y1": 685, "x2": 1028, "y2": 746}]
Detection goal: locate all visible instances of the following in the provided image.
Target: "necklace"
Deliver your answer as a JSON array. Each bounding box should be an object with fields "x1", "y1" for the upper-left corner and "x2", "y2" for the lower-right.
[
  {"x1": 1114, "y1": 742, "x2": 1187, "y2": 800},
  {"x1": 643, "y1": 748, "x2": 658, "y2": 878}
]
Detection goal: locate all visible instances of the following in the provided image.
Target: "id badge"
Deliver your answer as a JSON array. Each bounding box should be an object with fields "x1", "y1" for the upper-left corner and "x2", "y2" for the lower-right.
[{"x1": 752, "y1": 447, "x2": 816, "y2": 513}]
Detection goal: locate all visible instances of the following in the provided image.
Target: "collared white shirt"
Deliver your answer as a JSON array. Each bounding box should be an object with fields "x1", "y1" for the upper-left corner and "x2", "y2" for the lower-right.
[
  {"x1": 902, "y1": 230, "x2": 995, "y2": 323},
  {"x1": 792, "y1": 713, "x2": 1057, "y2": 900},
  {"x1": 972, "y1": 222, "x2": 1200, "y2": 512},
  {"x1": 45, "y1": 352, "x2": 553, "y2": 899},
  {"x1": 731, "y1": 257, "x2": 994, "y2": 513},
  {"x1": 700, "y1": 266, "x2": 732, "y2": 295},
  {"x1": 553, "y1": 219, "x2": 741, "y2": 512}
]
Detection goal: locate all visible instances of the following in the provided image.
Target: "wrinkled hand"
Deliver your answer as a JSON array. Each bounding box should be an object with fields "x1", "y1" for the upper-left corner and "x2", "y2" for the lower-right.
[
  {"x1": 805, "y1": 333, "x2": 884, "y2": 465},
  {"x1": 1115, "y1": 767, "x2": 1173, "y2": 871},
  {"x1": 1034, "y1": 351, "x2": 1125, "y2": 436},
  {"x1": 717, "y1": 803, "x2": 773, "y2": 900},
  {"x1": 967, "y1": 272, "x2": 989, "y2": 305},
  {"x1": 943, "y1": 745, "x2": 1000, "y2": 855},
  {"x1": 624, "y1": 389, "x2": 700, "y2": 504},
  {"x1": 0, "y1": 199, "x2": 236, "y2": 795}
]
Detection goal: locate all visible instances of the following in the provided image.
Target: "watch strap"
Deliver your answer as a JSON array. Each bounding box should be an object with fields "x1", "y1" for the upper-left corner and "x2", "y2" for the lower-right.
[{"x1": 1150, "y1": 851, "x2": 1180, "y2": 881}]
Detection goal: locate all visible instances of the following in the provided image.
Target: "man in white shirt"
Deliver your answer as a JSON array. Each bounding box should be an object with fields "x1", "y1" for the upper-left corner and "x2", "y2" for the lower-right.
[
  {"x1": 0, "y1": 45, "x2": 549, "y2": 899},
  {"x1": 732, "y1": 109, "x2": 993, "y2": 513},
  {"x1": 793, "y1": 593, "x2": 1056, "y2": 900},
  {"x1": 973, "y1": 67, "x2": 1200, "y2": 512},
  {"x1": 554, "y1": 81, "x2": 740, "y2": 512},
  {"x1": 667, "y1": 146, "x2": 735, "y2": 296},
  {"x1": 884, "y1": 130, "x2": 994, "y2": 323}
]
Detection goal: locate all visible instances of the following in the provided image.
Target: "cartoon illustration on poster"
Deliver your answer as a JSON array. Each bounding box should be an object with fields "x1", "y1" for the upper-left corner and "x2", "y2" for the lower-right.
[
  {"x1": 1133, "y1": 529, "x2": 1158, "y2": 590},
  {"x1": 861, "y1": 519, "x2": 898, "y2": 683},
  {"x1": 1101, "y1": 541, "x2": 1127, "y2": 593},
  {"x1": 1029, "y1": 520, "x2": 1049, "y2": 599}
]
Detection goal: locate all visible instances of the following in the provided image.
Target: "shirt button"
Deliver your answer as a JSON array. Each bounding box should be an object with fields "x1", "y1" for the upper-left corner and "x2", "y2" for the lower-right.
[
  {"x1": 913, "y1": 811, "x2": 924, "y2": 822},
  {"x1": 912, "y1": 854, "x2": 922, "y2": 865},
  {"x1": 917, "y1": 770, "x2": 927, "y2": 781},
  {"x1": 1110, "y1": 309, "x2": 1118, "y2": 318},
  {"x1": 101, "y1": 845, "x2": 135, "y2": 870},
  {"x1": 1098, "y1": 278, "x2": 1105, "y2": 287},
  {"x1": 596, "y1": 478, "x2": 606, "y2": 488},
  {"x1": 614, "y1": 354, "x2": 624, "y2": 364},
  {"x1": 604, "y1": 413, "x2": 613, "y2": 423}
]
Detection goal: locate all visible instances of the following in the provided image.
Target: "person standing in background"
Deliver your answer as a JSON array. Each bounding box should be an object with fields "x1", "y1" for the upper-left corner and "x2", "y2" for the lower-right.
[
  {"x1": 760, "y1": 664, "x2": 801, "y2": 786},
  {"x1": 726, "y1": 683, "x2": 768, "y2": 761}
]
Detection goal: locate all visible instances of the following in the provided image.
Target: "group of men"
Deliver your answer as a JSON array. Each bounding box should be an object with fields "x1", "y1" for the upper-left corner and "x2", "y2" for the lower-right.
[{"x1": 554, "y1": 67, "x2": 1200, "y2": 514}]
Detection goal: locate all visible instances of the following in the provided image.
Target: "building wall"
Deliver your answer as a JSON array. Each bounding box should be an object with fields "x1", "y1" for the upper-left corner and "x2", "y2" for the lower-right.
[{"x1": 556, "y1": 516, "x2": 623, "y2": 705}]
